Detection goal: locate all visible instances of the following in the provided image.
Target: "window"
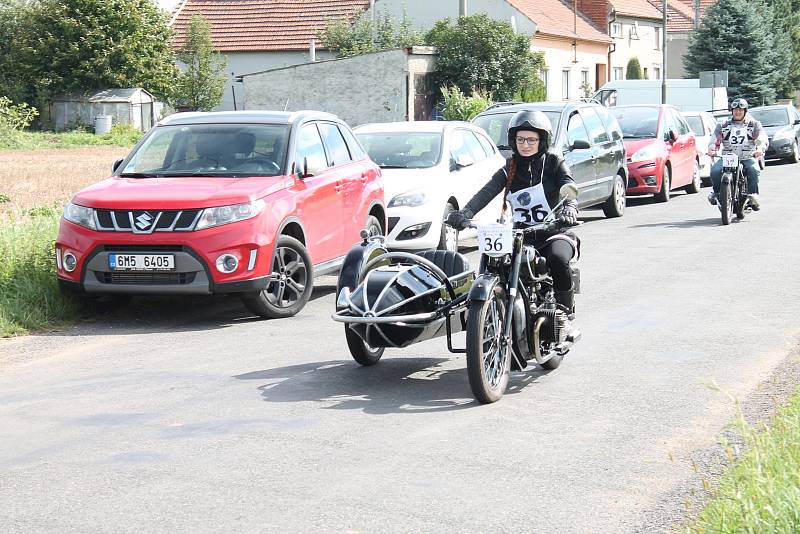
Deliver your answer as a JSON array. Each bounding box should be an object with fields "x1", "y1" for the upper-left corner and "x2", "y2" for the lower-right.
[
  {"x1": 450, "y1": 129, "x2": 485, "y2": 166},
  {"x1": 654, "y1": 27, "x2": 661, "y2": 50},
  {"x1": 610, "y1": 22, "x2": 622, "y2": 38},
  {"x1": 630, "y1": 21, "x2": 640, "y2": 40},
  {"x1": 295, "y1": 123, "x2": 328, "y2": 172},
  {"x1": 643, "y1": 67, "x2": 649, "y2": 79},
  {"x1": 613, "y1": 67, "x2": 624, "y2": 81},
  {"x1": 562, "y1": 69, "x2": 571, "y2": 100},
  {"x1": 460, "y1": 129, "x2": 488, "y2": 163},
  {"x1": 595, "y1": 105, "x2": 623, "y2": 141},
  {"x1": 564, "y1": 112, "x2": 591, "y2": 150},
  {"x1": 338, "y1": 125, "x2": 366, "y2": 160},
  {"x1": 475, "y1": 131, "x2": 497, "y2": 157},
  {"x1": 654, "y1": 67, "x2": 661, "y2": 80},
  {"x1": 581, "y1": 69, "x2": 589, "y2": 86},
  {"x1": 581, "y1": 107, "x2": 610, "y2": 144},
  {"x1": 540, "y1": 69, "x2": 549, "y2": 99},
  {"x1": 318, "y1": 122, "x2": 351, "y2": 167}
]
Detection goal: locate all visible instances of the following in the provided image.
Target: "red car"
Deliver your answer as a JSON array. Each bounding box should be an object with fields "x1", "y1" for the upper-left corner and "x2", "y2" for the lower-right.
[
  {"x1": 56, "y1": 110, "x2": 385, "y2": 318},
  {"x1": 609, "y1": 105, "x2": 701, "y2": 202}
]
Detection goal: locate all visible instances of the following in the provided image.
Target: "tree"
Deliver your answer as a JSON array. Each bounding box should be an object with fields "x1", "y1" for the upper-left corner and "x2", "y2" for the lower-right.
[
  {"x1": 171, "y1": 14, "x2": 227, "y2": 111},
  {"x1": 0, "y1": 1, "x2": 27, "y2": 102},
  {"x1": 766, "y1": 0, "x2": 800, "y2": 98},
  {"x1": 319, "y1": 7, "x2": 423, "y2": 58},
  {"x1": 684, "y1": 0, "x2": 786, "y2": 105},
  {"x1": 626, "y1": 57, "x2": 643, "y2": 80},
  {"x1": 425, "y1": 14, "x2": 545, "y2": 102},
  {"x1": 11, "y1": 0, "x2": 178, "y2": 104}
]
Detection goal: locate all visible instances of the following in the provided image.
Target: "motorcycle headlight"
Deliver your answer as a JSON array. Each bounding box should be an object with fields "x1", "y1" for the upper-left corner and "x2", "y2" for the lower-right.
[
  {"x1": 630, "y1": 144, "x2": 661, "y2": 163},
  {"x1": 63, "y1": 202, "x2": 97, "y2": 230},
  {"x1": 388, "y1": 190, "x2": 428, "y2": 208},
  {"x1": 772, "y1": 128, "x2": 793, "y2": 141},
  {"x1": 195, "y1": 199, "x2": 266, "y2": 230}
]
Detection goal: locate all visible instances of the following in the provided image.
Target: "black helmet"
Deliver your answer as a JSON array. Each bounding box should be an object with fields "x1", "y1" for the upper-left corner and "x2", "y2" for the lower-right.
[
  {"x1": 507, "y1": 110, "x2": 553, "y2": 154},
  {"x1": 730, "y1": 98, "x2": 749, "y2": 111}
]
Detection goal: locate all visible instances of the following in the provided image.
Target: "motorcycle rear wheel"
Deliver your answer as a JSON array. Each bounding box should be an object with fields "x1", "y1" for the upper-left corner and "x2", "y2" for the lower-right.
[
  {"x1": 719, "y1": 179, "x2": 732, "y2": 226},
  {"x1": 466, "y1": 289, "x2": 510, "y2": 404}
]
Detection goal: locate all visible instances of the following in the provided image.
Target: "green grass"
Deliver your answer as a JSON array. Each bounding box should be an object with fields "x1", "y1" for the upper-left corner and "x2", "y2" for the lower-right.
[
  {"x1": 0, "y1": 211, "x2": 80, "y2": 336},
  {"x1": 0, "y1": 123, "x2": 143, "y2": 151},
  {"x1": 688, "y1": 389, "x2": 800, "y2": 533}
]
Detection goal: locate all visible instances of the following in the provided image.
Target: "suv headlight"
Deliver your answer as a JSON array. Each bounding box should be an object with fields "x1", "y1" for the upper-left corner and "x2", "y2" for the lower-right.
[
  {"x1": 773, "y1": 128, "x2": 793, "y2": 141},
  {"x1": 63, "y1": 202, "x2": 97, "y2": 230},
  {"x1": 195, "y1": 199, "x2": 266, "y2": 230},
  {"x1": 388, "y1": 190, "x2": 428, "y2": 208},
  {"x1": 630, "y1": 144, "x2": 661, "y2": 163}
]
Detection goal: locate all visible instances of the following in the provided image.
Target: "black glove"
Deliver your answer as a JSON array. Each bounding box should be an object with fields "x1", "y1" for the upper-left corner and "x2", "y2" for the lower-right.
[
  {"x1": 558, "y1": 203, "x2": 578, "y2": 226},
  {"x1": 445, "y1": 208, "x2": 473, "y2": 230}
]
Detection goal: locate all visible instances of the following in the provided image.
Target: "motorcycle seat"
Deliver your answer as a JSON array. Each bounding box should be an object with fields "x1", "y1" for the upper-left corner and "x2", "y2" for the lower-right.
[{"x1": 415, "y1": 250, "x2": 472, "y2": 279}]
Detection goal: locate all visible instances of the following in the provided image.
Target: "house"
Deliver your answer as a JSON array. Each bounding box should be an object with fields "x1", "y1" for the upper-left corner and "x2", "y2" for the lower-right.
[
  {"x1": 169, "y1": 0, "x2": 373, "y2": 111},
  {"x1": 648, "y1": 0, "x2": 715, "y2": 78},
  {"x1": 605, "y1": 0, "x2": 665, "y2": 82},
  {"x1": 369, "y1": 0, "x2": 612, "y2": 100}
]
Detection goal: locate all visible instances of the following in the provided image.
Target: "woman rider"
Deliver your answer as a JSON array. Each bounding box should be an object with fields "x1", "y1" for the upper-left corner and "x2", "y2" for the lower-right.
[{"x1": 446, "y1": 109, "x2": 580, "y2": 317}]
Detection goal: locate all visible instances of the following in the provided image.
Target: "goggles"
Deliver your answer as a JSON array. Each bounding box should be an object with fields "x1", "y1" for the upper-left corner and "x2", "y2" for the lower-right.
[{"x1": 730, "y1": 100, "x2": 749, "y2": 110}]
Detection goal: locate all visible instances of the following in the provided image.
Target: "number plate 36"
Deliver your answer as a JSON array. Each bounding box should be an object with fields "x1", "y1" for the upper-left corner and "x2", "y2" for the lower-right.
[{"x1": 477, "y1": 222, "x2": 513, "y2": 257}]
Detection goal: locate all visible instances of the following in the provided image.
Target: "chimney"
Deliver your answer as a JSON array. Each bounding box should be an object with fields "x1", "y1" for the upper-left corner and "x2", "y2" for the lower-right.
[{"x1": 576, "y1": 0, "x2": 609, "y2": 34}]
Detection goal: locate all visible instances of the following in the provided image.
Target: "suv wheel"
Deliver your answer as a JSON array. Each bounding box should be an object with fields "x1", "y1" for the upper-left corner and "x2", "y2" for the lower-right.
[
  {"x1": 685, "y1": 160, "x2": 701, "y2": 194},
  {"x1": 654, "y1": 165, "x2": 670, "y2": 203},
  {"x1": 241, "y1": 235, "x2": 313, "y2": 319},
  {"x1": 602, "y1": 174, "x2": 626, "y2": 218}
]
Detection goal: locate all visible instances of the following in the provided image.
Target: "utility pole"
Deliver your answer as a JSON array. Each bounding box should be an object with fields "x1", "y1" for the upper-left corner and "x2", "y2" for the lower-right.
[
  {"x1": 661, "y1": 0, "x2": 667, "y2": 104},
  {"x1": 459, "y1": 0, "x2": 467, "y2": 17}
]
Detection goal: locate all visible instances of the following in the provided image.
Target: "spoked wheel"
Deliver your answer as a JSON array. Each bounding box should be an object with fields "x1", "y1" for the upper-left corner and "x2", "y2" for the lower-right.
[
  {"x1": 241, "y1": 235, "x2": 313, "y2": 318},
  {"x1": 345, "y1": 325, "x2": 384, "y2": 366},
  {"x1": 466, "y1": 289, "x2": 510, "y2": 404},
  {"x1": 719, "y1": 179, "x2": 733, "y2": 226}
]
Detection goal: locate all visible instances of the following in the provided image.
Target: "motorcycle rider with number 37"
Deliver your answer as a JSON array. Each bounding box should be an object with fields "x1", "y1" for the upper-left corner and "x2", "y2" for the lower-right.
[
  {"x1": 446, "y1": 110, "x2": 580, "y2": 325},
  {"x1": 707, "y1": 98, "x2": 768, "y2": 210}
]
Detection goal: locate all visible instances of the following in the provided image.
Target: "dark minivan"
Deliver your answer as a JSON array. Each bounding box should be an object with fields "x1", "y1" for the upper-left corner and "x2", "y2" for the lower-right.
[{"x1": 472, "y1": 101, "x2": 628, "y2": 218}]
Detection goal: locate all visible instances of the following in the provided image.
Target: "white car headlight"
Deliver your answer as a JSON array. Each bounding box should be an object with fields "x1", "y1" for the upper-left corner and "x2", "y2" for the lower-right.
[
  {"x1": 773, "y1": 129, "x2": 793, "y2": 141},
  {"x1": 195, "y1": 199, "x2": 266, "y2": 230},
  {"x1": 388, "y1": 190, "x2": 428, "y2": 208},
  {"x1": 630, "y1": 144, "x2": 661, "y2": 163},
  {"x1": 63, "y1": 202, "x2": 97, "y2": 230}
]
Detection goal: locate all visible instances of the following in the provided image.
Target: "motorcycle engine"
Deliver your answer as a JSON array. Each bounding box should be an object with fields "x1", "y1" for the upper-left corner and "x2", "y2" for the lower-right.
[{"x1": 534, "y1": 308, "x2": 568, "y2": 343}]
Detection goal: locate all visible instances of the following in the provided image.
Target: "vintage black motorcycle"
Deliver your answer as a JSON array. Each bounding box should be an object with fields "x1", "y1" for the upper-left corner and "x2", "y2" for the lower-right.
[
  {"x1": 716, "y1": 150, "x2": 753, "y2": 225},
  {"x1": 332, "y1": 184, "x2": 582, "y2": 404}
]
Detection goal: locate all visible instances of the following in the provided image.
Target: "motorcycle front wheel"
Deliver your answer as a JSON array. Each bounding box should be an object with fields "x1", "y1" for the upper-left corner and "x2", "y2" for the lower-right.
[
  {"x1": 466, "y1": 288, "x2": 510, "y2": 404},
  {"x1": 719, "y1": 178, "x2": 733, "y2": 225}
]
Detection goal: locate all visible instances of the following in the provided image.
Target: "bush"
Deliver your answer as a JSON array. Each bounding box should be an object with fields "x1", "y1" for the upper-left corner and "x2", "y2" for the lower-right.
[
  {"x1": 0, "y1": 211, "x2": 80, "y2": 336},
  {"x1": 439, "y1": 85, "x2": 493, "y2": 121},
  {"x1": 626, "y1": 57, "x2": 643, "y2": 80},
  {"x1": 514, "y1": 78, "x2": 548, "y2": 103}
]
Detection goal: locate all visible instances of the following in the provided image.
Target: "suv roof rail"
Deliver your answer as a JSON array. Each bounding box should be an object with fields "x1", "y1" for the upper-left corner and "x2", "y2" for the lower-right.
[{"x1": 485, "y1": 101, "x2": 524, "y2": 110}]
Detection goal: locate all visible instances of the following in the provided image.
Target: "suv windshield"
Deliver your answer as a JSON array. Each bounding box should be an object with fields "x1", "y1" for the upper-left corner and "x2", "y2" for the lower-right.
[
  {"x1": 609, "y1": 106, "x2": 660, "y2": 138},
  {"x1": 119, "y1": 124, "x2": 290, "y2": 177},
  {"x1": 356, "y1": 132, "x2": 442, "y2": 169},
  {"x1": 473, "y1": 111, "x2": 561, "y2": 149},
  {"x1": 749, "y1": 108, "x2": 790, "y2": 127}
]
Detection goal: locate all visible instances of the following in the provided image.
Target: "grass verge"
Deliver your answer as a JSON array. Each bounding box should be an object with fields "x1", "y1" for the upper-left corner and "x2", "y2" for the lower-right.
[
  {"x1": 0, "y1": 211, "x2": 80, "y2": 337},
  {"x1": 688, "y1": 388, "x2": 800, "y2": 533},
  {"x1": 0, "y1": 124, "x2": 142, "y2": 151}
]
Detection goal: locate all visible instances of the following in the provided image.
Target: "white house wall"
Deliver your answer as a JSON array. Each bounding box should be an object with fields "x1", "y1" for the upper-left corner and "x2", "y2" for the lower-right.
[
  {"x1": 609, "y1": 16, "x2": 664, "y2": 81},
  {"x1": 533, "y1": 37, "x2": 609, "y2": 100},
  {"x1": 243, "y1": 49, "x2": 434, "y2": 126}
]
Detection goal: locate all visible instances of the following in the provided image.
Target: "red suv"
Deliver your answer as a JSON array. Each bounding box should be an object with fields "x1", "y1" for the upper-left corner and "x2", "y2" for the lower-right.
[{"x1": 56, "y1": 110, "x2": 385, "y2": 318}]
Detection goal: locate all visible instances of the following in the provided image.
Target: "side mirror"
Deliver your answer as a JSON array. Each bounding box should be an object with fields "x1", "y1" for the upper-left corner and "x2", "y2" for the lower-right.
[
  {"x1": 794, "y1": 118, "x2": 800, "y2": 125},
  {"x1": 298, "y1": 156, "x2": 325, "y2": 178},
  {"x1": 669, "y1": 130, "x2": 678, "y2": 143},
  {"x1": 112, "y1": 158, "x2": 124, "y2": 172},
  {"x1": 570, "y1": 139, "x2": 591, "y2": 151},
  {"x1": 559, "y1": 183, "x2": 579, "y2": 201},
  {"x1": 454, "y1": 154, "x2": 474, "y2": 168}
]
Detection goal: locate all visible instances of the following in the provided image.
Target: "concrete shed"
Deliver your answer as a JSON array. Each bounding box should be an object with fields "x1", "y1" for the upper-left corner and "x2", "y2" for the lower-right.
[
  {"x1": 241, "y1": 47, "x2": 438, "y2": 126},
  {"x1": 50, "y1": 88, "x2": 163, "y2": 132}
]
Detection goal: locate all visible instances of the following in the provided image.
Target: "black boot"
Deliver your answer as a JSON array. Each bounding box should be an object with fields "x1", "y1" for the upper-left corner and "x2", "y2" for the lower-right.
[{"x1": 555, "y1": 289, "x2": 575, "y2": 320}]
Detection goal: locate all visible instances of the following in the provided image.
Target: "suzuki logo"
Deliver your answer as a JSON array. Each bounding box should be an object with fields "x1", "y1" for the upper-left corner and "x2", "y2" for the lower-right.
[{"x1": 135, "y1": 212, "x2": 154, "y2": 230}]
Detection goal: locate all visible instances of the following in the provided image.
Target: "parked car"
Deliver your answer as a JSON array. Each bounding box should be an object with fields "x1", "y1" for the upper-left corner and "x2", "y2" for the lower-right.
[
  {"x1": 681, "y1": 110, "x2": 718, "y2": 184},
  {"x1": 56, "y1": 110, "x2": 386, "y2": 319},
  {"x1": 749, "y1": 104, "x2": 800, "y2": 164},
  {"x1": 609, "y1": 105, "x2": 700, "y2": 202},
  {"x1": 355, "y1": 121, "x2": 504, "y2": 251},
  {"x1": 472, "y1": 101, "x2": 628, "y2": 218}
]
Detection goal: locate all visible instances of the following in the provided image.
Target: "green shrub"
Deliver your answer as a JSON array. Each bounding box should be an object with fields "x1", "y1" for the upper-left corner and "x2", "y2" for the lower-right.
[
  {"x1": 0, "y1": 211, "x2": 80, "y2": 336},
  {"x1": 439, "y1": 85, "x2": 493, "y2": 121}
]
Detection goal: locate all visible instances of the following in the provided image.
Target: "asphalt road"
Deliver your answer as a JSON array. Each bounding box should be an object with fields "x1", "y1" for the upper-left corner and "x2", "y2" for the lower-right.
[{"x1": 2, "y1": 161, "x2": 799, "y2": 533}]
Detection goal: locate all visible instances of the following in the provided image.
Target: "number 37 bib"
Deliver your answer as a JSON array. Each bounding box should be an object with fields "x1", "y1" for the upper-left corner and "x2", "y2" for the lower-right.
[{"x1": 507, "y1": 184, "x2": 552, "y2": 225}]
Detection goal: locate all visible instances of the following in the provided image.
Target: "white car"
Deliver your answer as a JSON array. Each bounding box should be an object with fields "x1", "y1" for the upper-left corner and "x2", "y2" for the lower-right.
[
  {"x1": 355, "y1": 121, "x2": 505, "y2": 251},
  {"x1": 681, "y1": 110, "x2": 718, "y2": 184}
]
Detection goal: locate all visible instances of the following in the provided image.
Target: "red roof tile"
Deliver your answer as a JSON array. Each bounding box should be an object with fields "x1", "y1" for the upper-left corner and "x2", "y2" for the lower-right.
[
  {"x1": 508, "y1": 0, "x2": 613, "y2": 43},
  {"x1": 170, "y1": 0, "x2": 372, "y2": 52},
  {"x1": 647, "y1": 0, "x2": 693, "y2": 31},
  {"x1": 610, "y1": 0, "x2": 663, "y2": 20}
]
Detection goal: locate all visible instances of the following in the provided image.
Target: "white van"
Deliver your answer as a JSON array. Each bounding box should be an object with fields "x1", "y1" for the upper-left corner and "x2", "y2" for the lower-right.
[{"x1": 593, "y1": 79, "x2": 728, "y2": 113}]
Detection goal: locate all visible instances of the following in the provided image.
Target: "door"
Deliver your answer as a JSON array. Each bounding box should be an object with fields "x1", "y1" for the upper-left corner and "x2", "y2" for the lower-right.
[
  {"x1": 317, "y1": 122, "x2": 363, "y2": 249},
  {"x1": 561, "y1": 111, "x2": 597, "y2": 206},
  {"x1": 668, "y1": 109, "x2": 695, "y2": 186},
  {"x1": 580, "y1": 107, "x2": 616, "y2": 204},
  {"x1": 292, "y1": 122, "x2": 344, "y2": 264}
]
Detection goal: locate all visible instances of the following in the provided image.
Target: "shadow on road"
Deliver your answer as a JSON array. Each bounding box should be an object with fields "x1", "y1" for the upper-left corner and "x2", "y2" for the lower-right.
[
  {"x1": 234, "y1": 357, "x2": 551, "y2": 414},
  {"x1": 631, "y1": 216, "x2": 722, "y2": 228}
]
